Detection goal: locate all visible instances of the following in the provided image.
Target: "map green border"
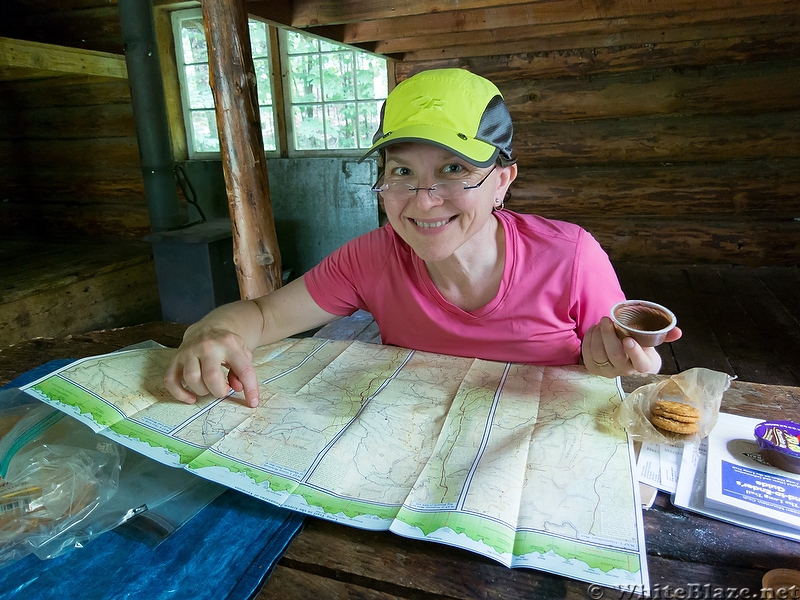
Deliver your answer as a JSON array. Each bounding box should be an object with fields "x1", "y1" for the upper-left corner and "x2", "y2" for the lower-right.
[
  {"x1": 189, "y1": 452, "x2": 403, "y2": 521},
  {"x1": 395, "y1": 508, "x2": 640, "y2": 573},
  {"x1": 33, "y1": 377, "x2": 124, "y2": 428}
]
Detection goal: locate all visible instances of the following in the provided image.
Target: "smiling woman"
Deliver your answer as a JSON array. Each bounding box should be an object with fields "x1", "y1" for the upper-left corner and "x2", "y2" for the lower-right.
[{"x1": 162, "y1": 68, "x2": 682, "y2": 407}]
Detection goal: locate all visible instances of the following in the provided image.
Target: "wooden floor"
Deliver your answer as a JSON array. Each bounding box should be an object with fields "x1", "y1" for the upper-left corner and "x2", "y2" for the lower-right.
[{"x1": 614, "y1": 263, "x2": 800, "y2": 387}]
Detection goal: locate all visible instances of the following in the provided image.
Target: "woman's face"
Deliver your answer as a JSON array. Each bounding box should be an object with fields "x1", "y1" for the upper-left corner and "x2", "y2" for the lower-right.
[{"x1": 380, "y1": 143, "x2": 516, "y2": 264}]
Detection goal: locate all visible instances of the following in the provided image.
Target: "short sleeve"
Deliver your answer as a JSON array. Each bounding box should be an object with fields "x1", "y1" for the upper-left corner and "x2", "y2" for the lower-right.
[
  {"x1": 304, "y1": 227, "x2": 392, "y2": 316},
  {"x1": 570, "y1": 230, "x2": 626, "y2": 339}
]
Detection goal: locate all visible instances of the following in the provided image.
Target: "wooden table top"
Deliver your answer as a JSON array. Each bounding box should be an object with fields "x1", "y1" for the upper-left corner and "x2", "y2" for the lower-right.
[{"x1": 2, "y1": 319, "x2": 799, "y2": 599}]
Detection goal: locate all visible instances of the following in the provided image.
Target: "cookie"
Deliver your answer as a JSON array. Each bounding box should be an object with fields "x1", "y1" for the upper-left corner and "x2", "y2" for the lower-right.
[
  {"x1": 650, "y1": 414, "x2": 700, "y2": 435},
  {"x1": 652, "y1": 405, "x2": 699, "y2": 423},
  {"x1": 653, "y1": 400, "x2": 700, "y2": 420}
]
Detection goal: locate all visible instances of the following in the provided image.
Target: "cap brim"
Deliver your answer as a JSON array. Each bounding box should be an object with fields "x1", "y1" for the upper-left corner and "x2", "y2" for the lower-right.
[{"x1": 358, "y1": 124, "x2": 499, "y2": 167}]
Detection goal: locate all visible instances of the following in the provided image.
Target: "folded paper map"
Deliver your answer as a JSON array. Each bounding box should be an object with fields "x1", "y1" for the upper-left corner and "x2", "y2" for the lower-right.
[{"x1": 21, "y1": 337, "x2": 649, "y2": 592}]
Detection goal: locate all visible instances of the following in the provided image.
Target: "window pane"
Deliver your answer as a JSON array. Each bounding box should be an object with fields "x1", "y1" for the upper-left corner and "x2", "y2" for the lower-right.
[
  {"x1": 356, "y1": 54, "x2": 389, "y2": 100},
  {"x1": 180, "y1": 18, "x2": 208, "y2": 64},
  {"x1": 286, "y1": 30, "x2": 318, "y2": 54},
  {"x1": 174, "y1": 9, "x2": 279, "y2": 157},
  {"x1": 358, "y1": 100, "x2": 382, "y2": 148},
  {"x1": 260, "y1": 108, "x2": 277, "y2": 151},
  {"x1": 249, "y1": 22, "x2": 270, "y2": 58},
  {"x1": 185, "y1": 64, "x2": 214, "y2": 109},
  {"x1": 322, "y1": 53, "x2": 354, "y2": 101},
  {"x1": 289, "y1": 55, "x2": 321, "y2": 103},
  {"x1": 292, "y1": 104, "x2": 324, "y2": 150},
  {"x1": 191, "y1": 110, "x2": 220, "y2": 153},
  {"x1": 319, "y1": 39, "x2": 344, "y2": 53},
  {"x1": 254, "y1": 58, "x2": 272, "y2": 105},
  {"x1": 325, "y1": 103, "x2": 357, "y2": 149}
]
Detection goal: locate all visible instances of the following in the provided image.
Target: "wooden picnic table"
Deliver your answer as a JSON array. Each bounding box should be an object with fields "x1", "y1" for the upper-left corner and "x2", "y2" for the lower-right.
[{"x1": 1, "y1": 317, "x2": 799, "y2": 599}]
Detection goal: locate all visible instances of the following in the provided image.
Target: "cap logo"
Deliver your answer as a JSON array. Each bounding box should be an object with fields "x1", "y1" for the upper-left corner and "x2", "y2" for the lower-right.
[{"x1": 411, "y1": 95, "x2": 447, "y2": 110}]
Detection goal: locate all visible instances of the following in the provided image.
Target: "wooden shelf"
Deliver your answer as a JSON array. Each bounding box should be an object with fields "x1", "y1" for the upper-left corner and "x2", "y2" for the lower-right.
[{"x1": 0, "y1": 37, "x2": 127, "y2": 82}]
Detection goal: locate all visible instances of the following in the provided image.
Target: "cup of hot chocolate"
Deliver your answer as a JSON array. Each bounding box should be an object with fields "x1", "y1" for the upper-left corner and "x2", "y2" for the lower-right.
[{"x1": 610, "y1": 300, "x2": 677, "y2": 347}]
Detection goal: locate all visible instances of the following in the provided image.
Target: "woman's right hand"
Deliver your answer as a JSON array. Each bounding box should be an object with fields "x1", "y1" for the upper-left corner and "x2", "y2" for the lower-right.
[
  {"x1": 164, "y1": 322, "x2": 262, "y2": 407},
  {"x1": 162, "y1": 276, "x2": 340, "y2": 408}
]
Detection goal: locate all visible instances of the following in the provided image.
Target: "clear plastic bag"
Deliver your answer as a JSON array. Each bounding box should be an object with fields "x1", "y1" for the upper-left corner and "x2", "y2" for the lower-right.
[
  {"x1": 0, "y1": 401, "x2": 124, "y2": 566},
  {"x1": 615, "y1": 367, "x2": 734, "y2": 444},
  {"x1": 0, "y1": 390, "x2": 225, "y2": 567}
]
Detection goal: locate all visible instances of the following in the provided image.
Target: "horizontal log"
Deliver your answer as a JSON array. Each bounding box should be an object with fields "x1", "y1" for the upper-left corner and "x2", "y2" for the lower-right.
[
  {"x1": 0, "y1": 36, "x2": 127, "y2": 82},
  {"x1": 500, "y1": 60, "x2": 800, "y2": 121},
  {"x1": 0, "y1": 102, "x2": 136, "y2": 140},
  {"x1": 5, "y1": 0, "x2": 118, "y2": 16},
  {"x1": 258, "y1": 565, "x2": 407, "y2": 600},
  {"x1": 0, "y1": 254, "x2": 160, "y2": 346},
  {"x1": 376, "y1": 13, "x2": 799, "y2": 56},
  {"x1": 0, "y1": 165, "x2": 146, "y2": 198},
  {"x1": 328, "y1": 1, "x2": 795, "y2": 46},
  {"x1": 0, "y1": 202, "x2": 152, "y2": 239},
  {"x1": 0, "y1": 137, "x2": 141, "y2": 168},
  {"x1": 0, "y1": 7, "x2": 124, "y2": 55},
  {"x1": 0, "y1": 79, "x2": 132, "y2": 109},
  {"x1": 567, "y1": 217, "x2": 800, "y2": 266},
  {"x1": 510, "y1": 160, "x2": 800, "y2": 218},
  {"x1": 2, "y1": 239, "x2": 155, "y2": 304},
  {"x1": 288, "y1": 0, "x2": 788, "y2": 29},
  {"x1": 395, "y1": 32, "x2": 800, "y2": 80},
  {"x1": 513, "y1": 112, "x2": 800, "y2": 165}
]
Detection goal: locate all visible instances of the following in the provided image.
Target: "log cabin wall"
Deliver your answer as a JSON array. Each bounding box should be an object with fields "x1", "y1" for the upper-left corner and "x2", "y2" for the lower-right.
[
  {"x1": 0, "y1": 1, "x2": 152, "y2": 240},
  {"x1": 389, "y1": 20, "x2": 800, "y2": 266},
  {"x1": 4, "y1": 0, "x2": 798, "y2": 265},
  {"x1": 0, "y1": 1, "x2": 164, "y2": 346},
  {"x1": 1, "y1": 0, "x2": 798, "y2": 351}
]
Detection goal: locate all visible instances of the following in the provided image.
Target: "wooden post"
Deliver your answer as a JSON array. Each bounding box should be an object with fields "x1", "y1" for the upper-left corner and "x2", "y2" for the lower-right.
[{"x1": 201, "y1": 0, "x2": 282, "y2": 299}]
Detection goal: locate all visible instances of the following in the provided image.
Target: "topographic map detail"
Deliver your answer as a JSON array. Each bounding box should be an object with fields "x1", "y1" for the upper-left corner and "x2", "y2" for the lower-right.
[{"x1": 22, "y1": 338, "x2": 648, "y2": 592}]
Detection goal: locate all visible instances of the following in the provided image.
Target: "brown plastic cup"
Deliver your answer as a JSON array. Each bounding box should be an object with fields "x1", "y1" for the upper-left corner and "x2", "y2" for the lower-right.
[
  {"x1": 762, "y1": 569, "x2": 800, "y2": 599},
  {"x1": 610, "y1": 300, "x2": 677, "y2": 347}
]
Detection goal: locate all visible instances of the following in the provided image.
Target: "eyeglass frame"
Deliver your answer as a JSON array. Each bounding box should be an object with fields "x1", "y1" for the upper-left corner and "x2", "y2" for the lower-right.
[{"x1": 370, "y1": 165, "x2": 497, "y2": 199}]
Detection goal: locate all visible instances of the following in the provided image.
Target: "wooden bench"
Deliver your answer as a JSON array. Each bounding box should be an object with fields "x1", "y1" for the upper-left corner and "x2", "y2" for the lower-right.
[{"x1": 0, "y1": 237, "x2": 160, "y2": 349}]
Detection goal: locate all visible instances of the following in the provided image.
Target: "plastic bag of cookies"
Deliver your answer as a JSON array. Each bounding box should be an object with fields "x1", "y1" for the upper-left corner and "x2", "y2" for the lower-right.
[{"x1": 615, "y1": 367, "x2": 733, "y2": 444}]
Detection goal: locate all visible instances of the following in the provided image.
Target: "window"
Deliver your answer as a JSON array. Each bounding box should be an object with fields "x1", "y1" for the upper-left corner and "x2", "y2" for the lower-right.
[
  {"x1": 283, "y1": 30, "x2": 388, "y2": 152},
  {"x1": 170, "y1": 9, "x2": 388, "y2": 158},
  {"x1": 171, "y1": 9, "x2": 277, "y2": 158}
]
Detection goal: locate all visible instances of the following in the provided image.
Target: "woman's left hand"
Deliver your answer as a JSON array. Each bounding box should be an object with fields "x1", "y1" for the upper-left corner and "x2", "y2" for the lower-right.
[{"x1": 582, "y1": 316, "x2": 682, "y2": 378}]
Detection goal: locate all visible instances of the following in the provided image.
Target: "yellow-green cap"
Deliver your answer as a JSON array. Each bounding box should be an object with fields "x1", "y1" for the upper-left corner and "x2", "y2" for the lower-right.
[{"x1": 359, "y1": 68, "x2": 514, "y2": 167}]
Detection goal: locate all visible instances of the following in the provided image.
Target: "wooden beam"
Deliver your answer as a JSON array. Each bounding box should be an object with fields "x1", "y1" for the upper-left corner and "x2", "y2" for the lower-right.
[
  {"x1": 245, "y1": 0, "x2": 293, "y2": 27},
  {"x1": 202, "y1": 0, "x2": 283, "y2": 299},
  {"x1": 307, "y1": 0, "x2": 796, "y2": 46},
  {"x1": 0, "y1": 37, "x2": 127, "y2": 81},
  {"x1": 153, "y1": 5, "x2": 189, "y2": 161},
  {"x1": 287, "y1": 0, "x2": 791, "y2": 28},
  {"x1": 394, "y1": 33, "x2": 800, "y2": 80},
  {"x1": 370, "y1": 13, "x2": 799, "y2": 56}
]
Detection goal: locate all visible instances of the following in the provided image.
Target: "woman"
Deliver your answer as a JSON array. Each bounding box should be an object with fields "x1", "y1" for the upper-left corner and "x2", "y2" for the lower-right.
[{"x1": 165, "y1": 68, "x2": 681, "y2": 407}]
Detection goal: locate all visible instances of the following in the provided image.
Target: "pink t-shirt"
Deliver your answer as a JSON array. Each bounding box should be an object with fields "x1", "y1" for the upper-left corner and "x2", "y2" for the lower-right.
[{"x1": 304, "y1": 210, "x2": 624, "y2": 365}]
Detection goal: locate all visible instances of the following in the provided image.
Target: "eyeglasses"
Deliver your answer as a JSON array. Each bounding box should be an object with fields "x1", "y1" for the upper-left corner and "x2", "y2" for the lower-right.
[{"x1": 371, "y1": 166, "x2": 496, "y2": 201}]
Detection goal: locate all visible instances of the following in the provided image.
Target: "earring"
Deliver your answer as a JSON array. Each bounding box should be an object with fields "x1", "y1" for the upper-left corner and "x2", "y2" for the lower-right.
[{"x1": 493, "y1": 198, "x2": 504, "y2": 212}]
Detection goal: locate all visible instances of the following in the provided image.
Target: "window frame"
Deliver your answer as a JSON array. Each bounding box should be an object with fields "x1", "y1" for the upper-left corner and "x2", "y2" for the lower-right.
[
  {"x1": 170, "y1": 7, "x2": 281, "y2": 160},
  {"x1": 167, "y1": 7, "x2": 390, "y2": 160},
  {"x1": 279, "y1": 28, "x2": 389, "y2": 158}
]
